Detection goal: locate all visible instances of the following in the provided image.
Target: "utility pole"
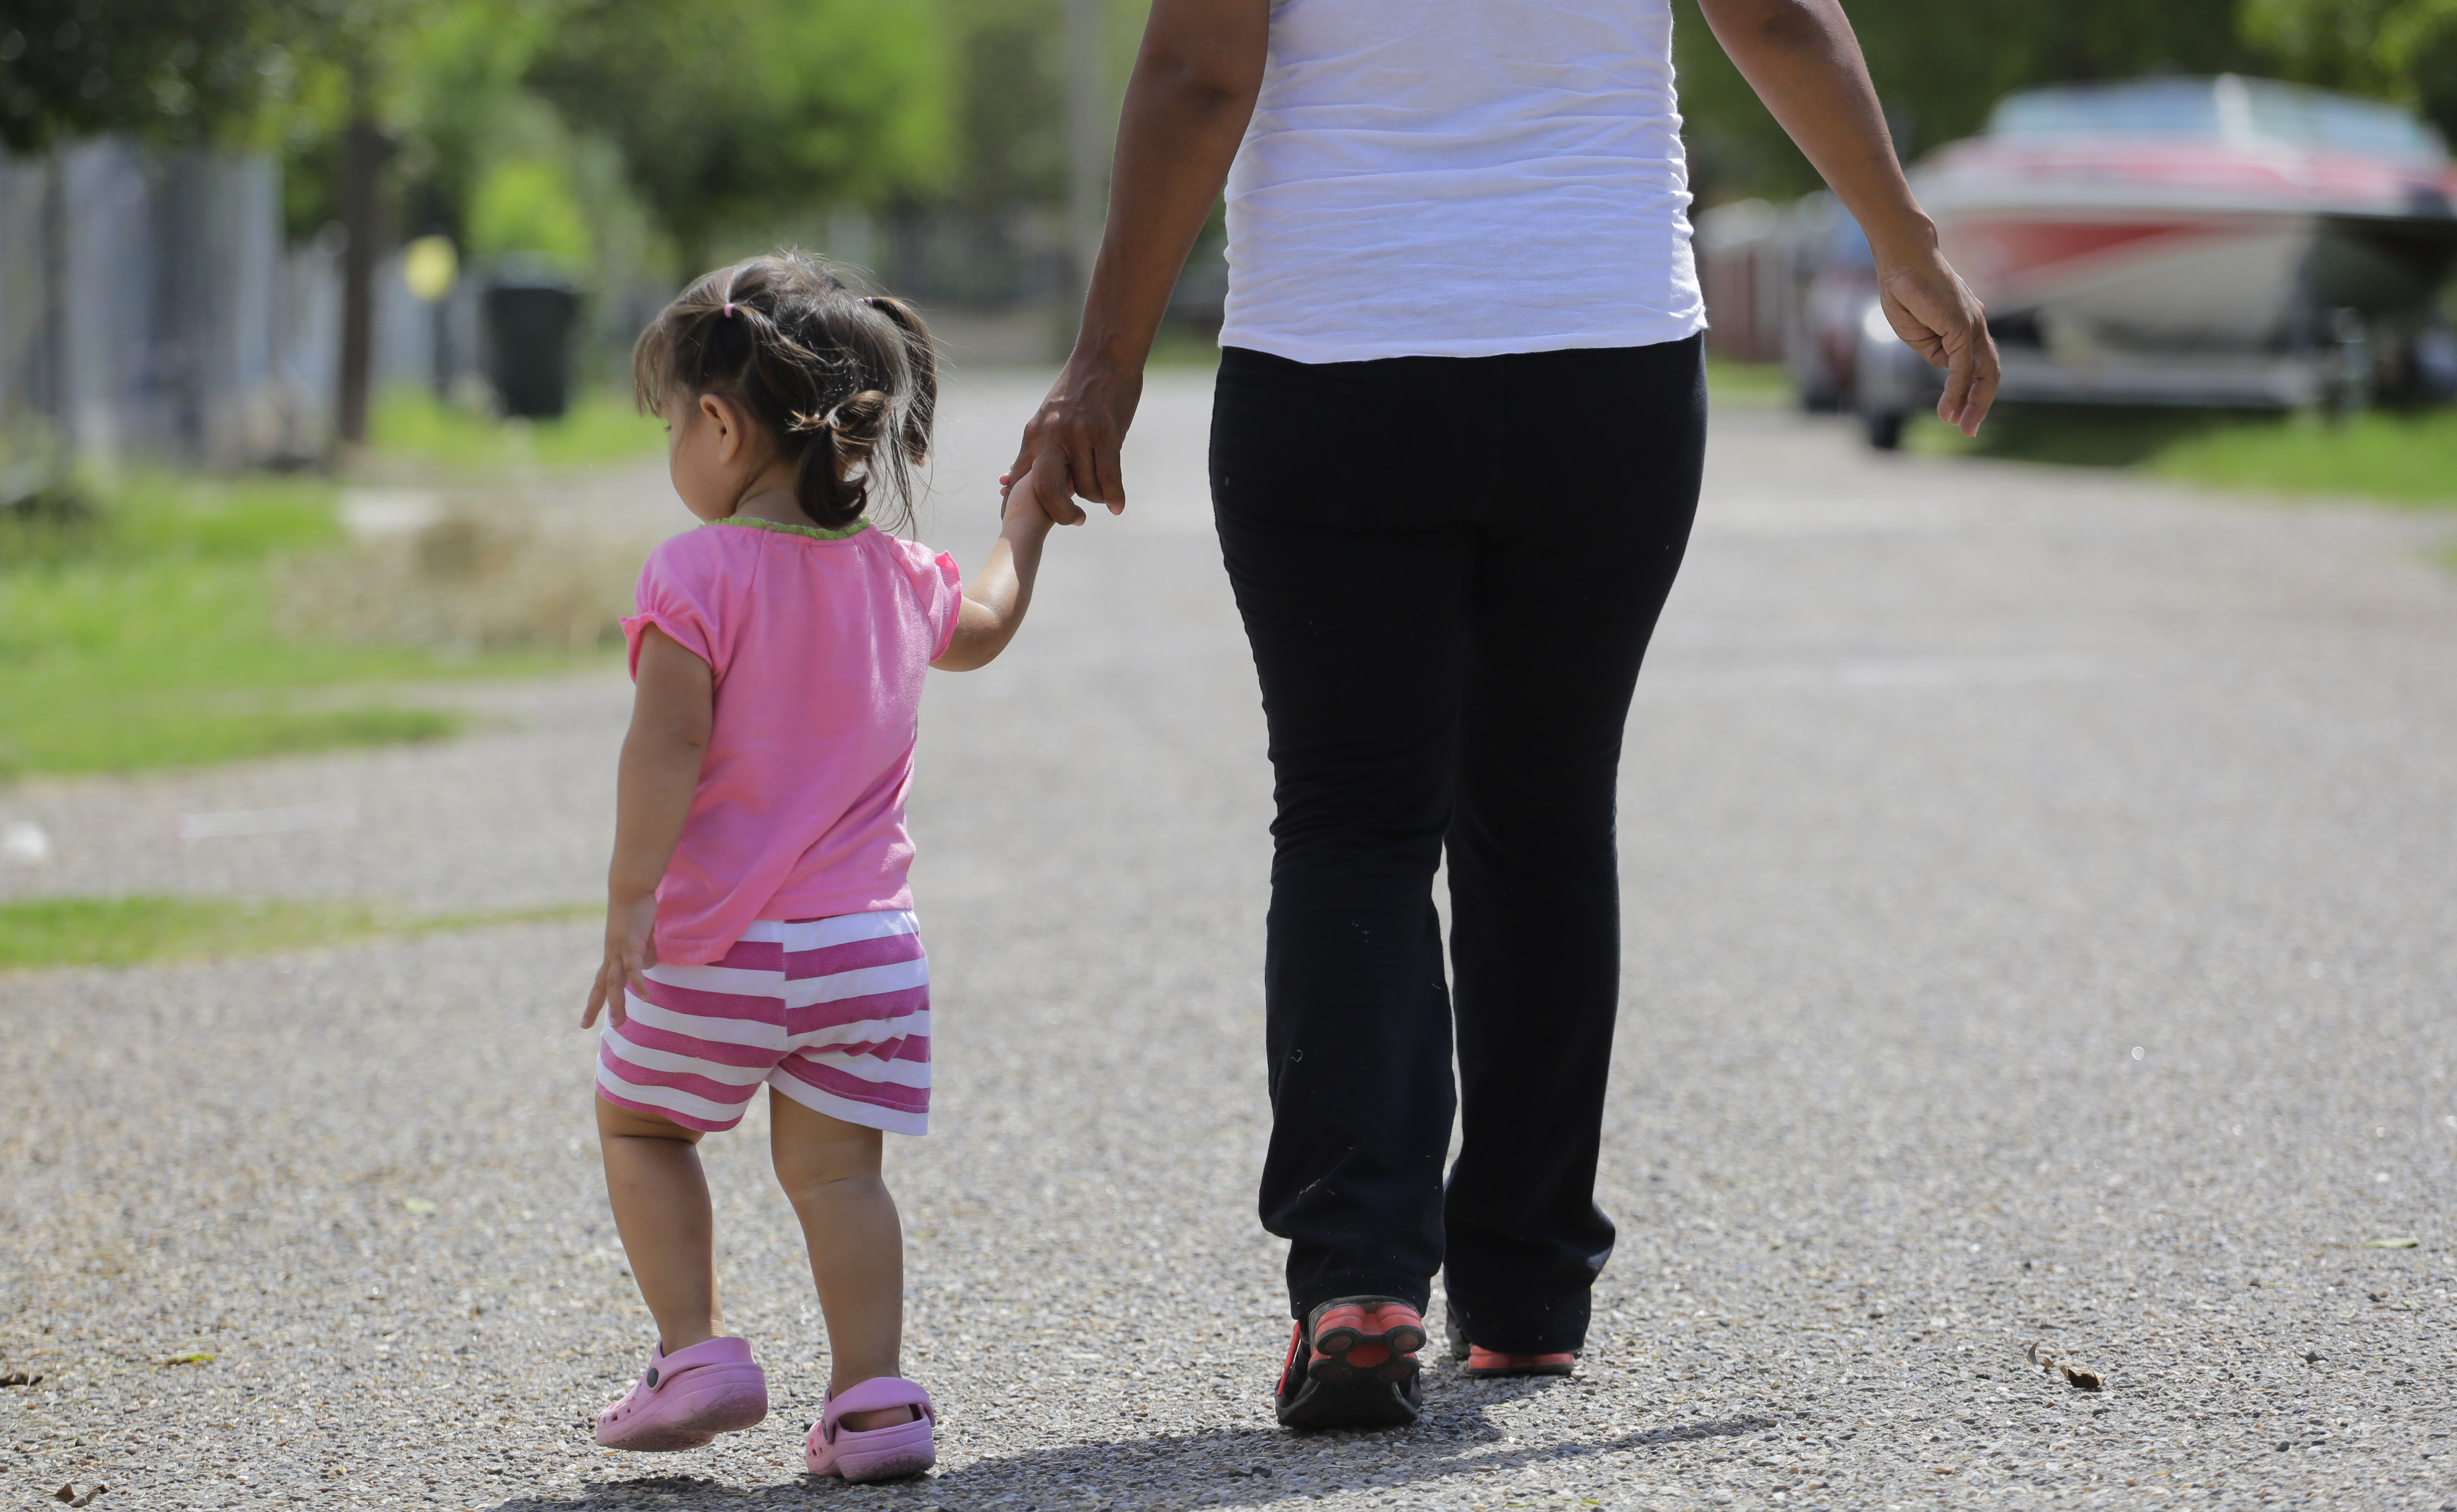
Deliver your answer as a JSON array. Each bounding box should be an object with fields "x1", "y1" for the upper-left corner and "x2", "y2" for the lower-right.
[
  {"x1": 37, "y1": 152, "x2": 68, "y2": 437},
  {"x1": 1063, "y1": 0, "x2": 1108, "y2": 354}
]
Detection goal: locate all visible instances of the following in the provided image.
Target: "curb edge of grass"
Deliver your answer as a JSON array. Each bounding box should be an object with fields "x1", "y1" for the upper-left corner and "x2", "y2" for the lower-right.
[{"x1": 0, "y1": 897, "x2": 598, "y2": 974}]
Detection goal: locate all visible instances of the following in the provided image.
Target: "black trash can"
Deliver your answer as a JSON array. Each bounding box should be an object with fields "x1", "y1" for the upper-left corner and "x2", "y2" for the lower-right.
[{"x1": 482, "y1": 276, "x2": 581, "y2": 419}]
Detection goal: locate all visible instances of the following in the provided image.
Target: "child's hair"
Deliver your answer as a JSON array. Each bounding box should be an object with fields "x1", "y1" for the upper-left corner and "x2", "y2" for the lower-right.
[{"x1": 633, "y1": 250, "x2": 936, "y2": 532}]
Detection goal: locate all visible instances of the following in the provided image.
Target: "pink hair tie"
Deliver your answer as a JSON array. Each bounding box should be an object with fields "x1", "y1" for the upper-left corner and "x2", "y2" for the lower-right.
[{"x1": 721, "y1": 302, "x2": 734, "y2": 317}]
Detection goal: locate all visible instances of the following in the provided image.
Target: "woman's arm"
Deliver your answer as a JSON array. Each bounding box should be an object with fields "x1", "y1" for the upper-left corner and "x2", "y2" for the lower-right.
[
  {"x1": 1695, "y1": 0, "x2": 1999, "y2": 434},
  {"x1": 933, "y1": 468, "x2": 1061, "y2": 672},
  {"x1": 1006, "y1": 0, "x2": 1271, "y2": 524},
  {"x1": 582, "y1": 626, "x2": 712, "y2": 1029}
]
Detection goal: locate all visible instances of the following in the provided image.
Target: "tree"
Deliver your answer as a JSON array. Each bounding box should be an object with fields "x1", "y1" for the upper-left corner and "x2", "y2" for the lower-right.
[
  {"x1": 0, "y1": 0, "x2": 292, "y2": 150},
  {"x1": 270, "y1": 0, "x2": 567, "y2": 442},
  {"x1": 2242, "y1": 0, "x2": 2457, "y2": 139},
  {"x1": 1673, "y1": 0, "x2": 2251, "y2": 202},
  {"x1": 528, "y1": 0, "x2": 954, "y2": 275},
  {"x1": 0, "y1": 0, "x2": 286, "y2": 150},
  {"x1": 269, "y1": 0, "x2": 433, "y2": 443},
  {"x1": 381, "y1": 0, "x2": 566, "y2": 240}
]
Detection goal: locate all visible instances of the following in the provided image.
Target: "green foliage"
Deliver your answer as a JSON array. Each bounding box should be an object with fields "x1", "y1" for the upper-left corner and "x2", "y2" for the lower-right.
[
  {"x1": 2242, "y1": 0, "x2": 2457, "y2": 138},
  {"x1": 0, "y1": 894, "x2": 594, "y2": 970},
  {"x1": 1675, "y1": 0, "x2": 2457, "y2": 204},
  {"x1": 0, "y1": 470, "x2": 562, "y2": 777},
  {"x1": 944, "y1": 0, "x2": 1068, "y2": 212},
  {"x1": 381, "y1": 0, "x2": 577, "y2": 241},
  {"x1": 1909, "y1": 403, "x2": 2457, "y2": 508},
  {"x1": 0, "y1": 0, "x2": 290, "y2": 150},
  {"x1": 1675, "y1": 0, "x2": 2252, "y2": 201},
  {"x1": 529, "y1": 0, "x2": 955, "y2": 267},
  {"x1": 269, "y1": 0, "x2": 550, "y2": 236},
  {"x1": 369, "y1": 384, "x2": 665, "y2": 470},
  {"x1": 465, "y1": 155, "x2": 592, "y2": 264}
]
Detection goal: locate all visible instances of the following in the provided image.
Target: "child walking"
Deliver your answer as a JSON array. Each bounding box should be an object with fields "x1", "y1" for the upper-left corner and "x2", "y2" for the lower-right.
[{"x1": 578, "y1": 251, "x2": 1055, "y2": 1482}]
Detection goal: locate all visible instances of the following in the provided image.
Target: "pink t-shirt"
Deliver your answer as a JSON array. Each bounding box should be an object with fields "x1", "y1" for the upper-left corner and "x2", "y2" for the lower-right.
[{"x1": 621, "y1": 517, "x2": 962, "y2": 965}]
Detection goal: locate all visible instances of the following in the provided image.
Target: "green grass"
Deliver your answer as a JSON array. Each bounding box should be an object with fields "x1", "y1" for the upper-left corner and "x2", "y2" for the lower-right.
[
  {"x1": 1706, "y1": 357, "x2": 1792, "y2": 404},
  {"x1": 370, "y1": 384, "x2": 667, "y2": 472},
  {"x1": 0, "y1": 470, "x2": 564, "y2": 777},
  {"x1": 1910, "y1": 403, "x2": 2457, "y2": 509},
  {"x1": 2154, "y1": 410, "x2": 2457, "y2": 506},
  {"x1": 0, "y1": 895, "x2": 595, "y2": 971}
]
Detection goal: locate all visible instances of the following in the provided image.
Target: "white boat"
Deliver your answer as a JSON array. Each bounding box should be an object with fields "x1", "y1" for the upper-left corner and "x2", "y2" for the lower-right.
[{"x1": 1911, "y1": 75, "x2": 2457, "y2": 411}]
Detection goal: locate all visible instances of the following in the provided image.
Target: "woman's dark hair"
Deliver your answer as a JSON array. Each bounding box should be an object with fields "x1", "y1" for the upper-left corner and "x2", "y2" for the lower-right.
[{"x1": 633, "y1": 250, "x2": 936, "y2": 532}]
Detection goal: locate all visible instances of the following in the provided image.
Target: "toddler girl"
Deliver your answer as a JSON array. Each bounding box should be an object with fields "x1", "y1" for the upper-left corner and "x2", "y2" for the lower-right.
[{"x1": 578, "y1": 251, "x2": 1054, "y2": 1482}]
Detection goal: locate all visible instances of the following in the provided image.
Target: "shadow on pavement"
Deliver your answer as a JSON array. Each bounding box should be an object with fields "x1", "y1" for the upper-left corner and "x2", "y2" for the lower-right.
[{"x1": 484, "y1": 1396, "x2": 1793, "y2": 1509}]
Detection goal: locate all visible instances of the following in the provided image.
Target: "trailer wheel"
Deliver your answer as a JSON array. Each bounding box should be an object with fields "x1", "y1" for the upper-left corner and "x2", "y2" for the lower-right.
[{"x1": 1862, "y1": 409, "x2": 1905, "y2": 451}]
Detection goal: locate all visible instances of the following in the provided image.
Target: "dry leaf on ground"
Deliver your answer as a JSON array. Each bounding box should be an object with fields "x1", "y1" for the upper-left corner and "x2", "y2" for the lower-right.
[{"x1": 2026, "y1": 1340, "x2": 2107, "y2": 1391}]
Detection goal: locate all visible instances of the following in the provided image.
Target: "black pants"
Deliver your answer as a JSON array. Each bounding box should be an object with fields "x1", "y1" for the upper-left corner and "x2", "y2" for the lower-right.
[{"x1": 1211, "y1": 337, "x2": 1706, "y2": 1356}]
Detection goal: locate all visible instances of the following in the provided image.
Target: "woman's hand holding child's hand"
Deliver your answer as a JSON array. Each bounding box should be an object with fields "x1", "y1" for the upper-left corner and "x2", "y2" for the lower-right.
[
  {"x1": 584, "y1": 893, "x2": 660, "y2": 1029},
  {"x1": 997, "y1": 465, "x2": 1072, "y2": 530}
]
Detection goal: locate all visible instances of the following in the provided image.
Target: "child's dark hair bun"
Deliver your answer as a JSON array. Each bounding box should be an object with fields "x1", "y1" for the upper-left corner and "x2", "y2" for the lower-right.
[{"x1": 633, "y1": 250, "x2": 937, "y2": 532}]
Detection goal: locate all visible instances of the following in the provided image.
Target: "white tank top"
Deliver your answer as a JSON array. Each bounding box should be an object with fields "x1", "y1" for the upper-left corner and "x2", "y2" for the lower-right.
[{"x1": 1218, "y1": 0, "x2": 1706, "y2": 365}]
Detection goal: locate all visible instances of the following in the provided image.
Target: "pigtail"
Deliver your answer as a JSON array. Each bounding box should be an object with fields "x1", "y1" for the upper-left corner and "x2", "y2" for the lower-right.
[
  {"x1": 784, "y1": 391, "x2": 890, "y2": 530},
  {"x1": 861, "y1": 295, "x2": 937, "y2": 470},
  {"x1": 787, "y1": 414, "x2": 853, "y2": 529}
]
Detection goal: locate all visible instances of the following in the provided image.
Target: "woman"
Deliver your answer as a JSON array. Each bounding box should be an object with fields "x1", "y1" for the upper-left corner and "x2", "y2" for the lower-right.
[{"x1": 1009, "y1": 0, "x2": 1996, "y2": 1430}]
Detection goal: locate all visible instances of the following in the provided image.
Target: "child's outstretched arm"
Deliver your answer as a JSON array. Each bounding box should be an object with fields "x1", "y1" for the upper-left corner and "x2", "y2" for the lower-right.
[
  {"x1": 583, "y1": 626, "x2": 713, "y2": 1029},
  {"x1": 932, "y1": 465, "x2": 1060, "y2": 672}
]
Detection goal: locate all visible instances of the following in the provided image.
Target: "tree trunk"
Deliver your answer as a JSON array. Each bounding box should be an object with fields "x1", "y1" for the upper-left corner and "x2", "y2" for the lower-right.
[{"x1": 336, "y1": 83, "x2": 394, "y2": 448}]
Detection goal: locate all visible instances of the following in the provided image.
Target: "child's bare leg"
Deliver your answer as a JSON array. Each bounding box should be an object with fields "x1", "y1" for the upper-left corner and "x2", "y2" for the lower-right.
[
  {"x1": 597, "y1": 1097, "x2": 722, "y2": 1352},
  {"x1": 769, "y1": 1092, "x2": 909, "y2": 1429}
]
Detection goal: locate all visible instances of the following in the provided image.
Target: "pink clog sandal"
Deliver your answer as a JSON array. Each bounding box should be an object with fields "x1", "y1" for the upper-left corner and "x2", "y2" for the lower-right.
[
  {"x1": 595, "y1": 1336, "x2": 770, "y2": 1451},
  {"x1": 803, "y1": 1376, "x2": 936, "y2": 1483}
]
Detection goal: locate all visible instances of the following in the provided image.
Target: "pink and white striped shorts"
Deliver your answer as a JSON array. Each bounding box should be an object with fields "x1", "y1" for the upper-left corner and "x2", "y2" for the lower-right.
[{"x1": 595, "y1": 910, "x2": 931, "y2": 1135}]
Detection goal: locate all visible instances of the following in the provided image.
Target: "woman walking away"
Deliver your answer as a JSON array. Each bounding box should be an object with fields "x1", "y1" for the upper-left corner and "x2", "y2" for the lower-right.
[
  {"x1": 1008, "y1": 0, "x2": 1998, "y2": 1430},
  {"x1": 581, "y1": 251, "x2": 1058, "y2": 1479}
]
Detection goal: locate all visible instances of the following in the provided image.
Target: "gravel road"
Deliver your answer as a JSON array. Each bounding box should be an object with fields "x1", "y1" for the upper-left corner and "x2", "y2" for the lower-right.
[{"x1": 4, "y1": 373, "x2": 2455, "y2": 1512}]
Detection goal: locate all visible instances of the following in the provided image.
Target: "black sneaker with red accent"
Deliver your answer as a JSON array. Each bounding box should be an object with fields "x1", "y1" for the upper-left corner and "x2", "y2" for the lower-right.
[
  {"x1": 1443, "y1": 1304, "x2": 1578, "y2": 1379},
  {"x1": 1273, "y1": 1296, "x2": 1426, "y2": 1429}
]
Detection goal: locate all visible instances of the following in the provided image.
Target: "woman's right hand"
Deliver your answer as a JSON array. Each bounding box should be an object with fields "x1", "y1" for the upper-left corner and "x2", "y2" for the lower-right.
[
  {"x1": 1004, "y1": 352, "x2": 1146, "y2": 524},
  {"x1": 1874, "y1": 244, "x2": 1999, "y2": 437},
  {"x1": 583, "y1": 892, "x2": 659, "y2": 1030}
]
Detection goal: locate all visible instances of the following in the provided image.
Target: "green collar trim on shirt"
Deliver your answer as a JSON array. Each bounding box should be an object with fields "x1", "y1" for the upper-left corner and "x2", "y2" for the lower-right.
[{"x1": 707, "y1": 513, "x2": 871, "y2": 542}]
